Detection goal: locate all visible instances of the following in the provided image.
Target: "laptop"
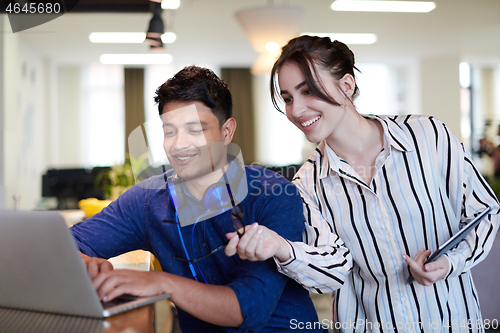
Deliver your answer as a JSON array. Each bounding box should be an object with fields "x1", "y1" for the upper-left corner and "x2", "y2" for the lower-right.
[{"x1": 0, "y1": 210, "x2": 170, "y2": 318}]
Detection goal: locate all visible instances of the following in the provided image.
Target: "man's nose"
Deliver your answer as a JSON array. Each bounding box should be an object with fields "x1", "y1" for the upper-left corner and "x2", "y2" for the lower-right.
[{"x1": 171, "y1": 131, "x2": 191, "y2": 150}]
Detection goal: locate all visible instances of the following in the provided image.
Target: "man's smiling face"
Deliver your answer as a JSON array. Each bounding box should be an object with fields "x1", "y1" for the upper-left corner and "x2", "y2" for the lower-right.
[{"x1": 162, "y1": 101, "x2": 229, "y2": 181}]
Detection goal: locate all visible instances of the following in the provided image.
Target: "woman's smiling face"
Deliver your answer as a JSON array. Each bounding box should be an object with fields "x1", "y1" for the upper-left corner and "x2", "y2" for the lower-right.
[{"x1": 278, "y1": 61, "x2": 351, "y2": 144}]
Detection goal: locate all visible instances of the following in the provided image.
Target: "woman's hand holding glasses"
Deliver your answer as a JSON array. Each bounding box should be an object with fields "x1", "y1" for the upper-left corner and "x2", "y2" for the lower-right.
[
  {"x1": 225, "y1": 223, "x2": 293, "y2": 262},
  {"x1": 167, "y1": 205, "x2": 247, "y2": 264}
]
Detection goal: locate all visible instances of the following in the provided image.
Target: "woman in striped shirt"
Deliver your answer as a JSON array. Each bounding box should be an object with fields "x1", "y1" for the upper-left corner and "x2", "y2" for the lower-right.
[{"x1": 226, "y1": 35, "x2": 499, "y2": 332}]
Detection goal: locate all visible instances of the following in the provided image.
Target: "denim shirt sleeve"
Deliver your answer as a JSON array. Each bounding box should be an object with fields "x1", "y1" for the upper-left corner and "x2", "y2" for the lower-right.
[
  {"x1": 226, "y1": 177, "x2": 305, "y2": 332},
  {"x1": 70, "y1": 184, "x2": 150, "y2": 258}
]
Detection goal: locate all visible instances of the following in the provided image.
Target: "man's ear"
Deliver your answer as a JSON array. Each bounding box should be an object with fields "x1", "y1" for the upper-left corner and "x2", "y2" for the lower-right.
[
  {"x1": 222, "y1": 118, "x2": 237, "y2": 144},
  {"x1": 339, "y1": 73, "x2": 356, "y2": 99}
]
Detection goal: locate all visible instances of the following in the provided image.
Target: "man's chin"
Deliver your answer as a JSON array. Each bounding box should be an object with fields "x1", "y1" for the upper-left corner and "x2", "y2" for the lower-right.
[
  {"x1": 175, "y1": 167, "x2": 224, "y2": 183},
  {"x1": 173, "y1": 169, "x2": 194, "y2": 180},
  {"x1": 176, "y1": 173, "x2": 197, "y2": 182},
  {"x1": 174, "y1": 168, "x2": 208, "y2": 182}
]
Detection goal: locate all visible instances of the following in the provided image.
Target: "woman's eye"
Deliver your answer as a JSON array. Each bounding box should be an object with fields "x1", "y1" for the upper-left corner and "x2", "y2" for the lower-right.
[
  {"x1": 303, "y1": 89, "x2": 311, "y2": 95},
  {"x1": 283, "y1": 97, "x2": 292, "y2": 103}
]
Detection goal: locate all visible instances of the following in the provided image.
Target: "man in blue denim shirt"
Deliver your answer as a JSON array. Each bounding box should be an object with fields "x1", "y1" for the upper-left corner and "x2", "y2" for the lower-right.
[{"x1": 71, "y1": 66, "x2": 325, "y2": 332}]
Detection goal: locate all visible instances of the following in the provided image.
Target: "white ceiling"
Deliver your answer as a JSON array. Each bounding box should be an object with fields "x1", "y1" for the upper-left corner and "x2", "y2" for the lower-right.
[{"x1": 14, "y1": 0, "x2": 500, "y2": 67}]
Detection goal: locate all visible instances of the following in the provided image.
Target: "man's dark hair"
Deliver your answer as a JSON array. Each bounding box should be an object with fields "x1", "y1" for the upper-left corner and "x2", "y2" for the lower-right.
[{"x1": 154, "y1": 66, "x2": 233, "y2": 126}]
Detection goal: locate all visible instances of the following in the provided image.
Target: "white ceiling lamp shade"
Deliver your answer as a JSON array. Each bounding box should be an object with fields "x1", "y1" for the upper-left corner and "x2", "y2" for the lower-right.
[
  {"x1": 235, "y1": 5, "x2": 305, "y2": 53},
  {"x1": 235, "y1": 5, "x2": 305, "y2": 75},
  {"x1": 331, "y1": 1, "x2": 436, "y2": 13}
]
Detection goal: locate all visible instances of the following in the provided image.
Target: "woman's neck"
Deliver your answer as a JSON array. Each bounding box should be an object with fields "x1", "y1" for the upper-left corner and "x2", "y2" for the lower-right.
[
  {"x1": 326, "y1": 112, "x2": 377, "y2": 155},
  {"x1": 325, "y1": 114, "x2": 384, "y2": 183}
]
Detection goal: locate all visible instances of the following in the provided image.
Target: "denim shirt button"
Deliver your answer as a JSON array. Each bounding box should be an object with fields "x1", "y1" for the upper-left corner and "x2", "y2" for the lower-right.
[{"x1": 202, "y1": 242, "x2": 207, "y2": 247}]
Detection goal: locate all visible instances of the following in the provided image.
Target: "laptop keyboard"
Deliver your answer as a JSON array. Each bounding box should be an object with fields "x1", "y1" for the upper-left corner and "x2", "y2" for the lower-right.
[
  {"x1": 0, "y1": 307, "x2": 103, "y2": 333},
  {"x1": 101, "y1": 294, "x2": 139, "y2": 310}
]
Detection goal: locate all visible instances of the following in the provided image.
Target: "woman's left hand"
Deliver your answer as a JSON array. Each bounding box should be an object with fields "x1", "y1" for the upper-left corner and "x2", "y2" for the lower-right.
[{"x1": 402, "y1": 249, "x2": 449, "y2": 286}]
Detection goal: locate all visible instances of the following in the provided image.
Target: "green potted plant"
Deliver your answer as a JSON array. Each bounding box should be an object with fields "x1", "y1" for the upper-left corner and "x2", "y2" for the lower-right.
[{"x1": 95, "y1": 153, "x2": 149, "y2": 200}]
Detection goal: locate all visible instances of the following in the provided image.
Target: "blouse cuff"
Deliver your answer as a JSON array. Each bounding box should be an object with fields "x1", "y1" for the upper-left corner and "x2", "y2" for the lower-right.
[
  {"x1": 443, "y1": 253, "x2": 453, "y2": 279},
  {"x1": 274, "y1": 240, "x2": 304, "y2": 278}
]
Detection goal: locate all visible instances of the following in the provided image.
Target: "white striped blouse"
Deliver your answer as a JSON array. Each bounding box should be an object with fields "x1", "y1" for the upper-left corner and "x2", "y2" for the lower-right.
[{"x1": 277, "y1": 114, "x2": 499, "y2": 332}]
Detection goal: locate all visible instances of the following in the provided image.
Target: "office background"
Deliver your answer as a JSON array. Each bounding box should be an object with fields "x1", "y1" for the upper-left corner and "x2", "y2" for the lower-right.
[{"x1": 1, "y1": 0, "x2": 500, "y2": 210}]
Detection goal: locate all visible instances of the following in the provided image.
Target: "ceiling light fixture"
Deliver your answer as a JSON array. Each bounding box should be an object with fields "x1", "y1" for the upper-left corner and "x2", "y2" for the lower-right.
[
  {"x1": 99, "y1": 54, "x2": 173, "y2": 65},
  {"x1": 235, "y1": 5, "x2": 305, "y2": 75},
  {"x1": 330, "y1": 0, "x2": 436, "y2": 13},
  {"x1": 145, "y1": 1, "x2": 165, "y2": 50},
  {"x1": 301, "y1": 33, "x2": 377, "y2": 45},
  {"x1": 162, "y1": 0, "x2": 180, "y2": 10},
  {"x1": 89, "y1": 32, "x2": 146, "y2": 43},
  {"x1": 89, "y1": 32, "x2": 177, "y2": 44},
  {"x1": 161, "y1": 32, "x2": 177, "y2": 43}
]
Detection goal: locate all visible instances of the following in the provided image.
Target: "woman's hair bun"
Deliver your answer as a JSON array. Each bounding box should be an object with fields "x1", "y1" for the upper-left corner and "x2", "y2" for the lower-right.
[{"x1": 332, "y1": 39, "x2": 355, "y2": 68}]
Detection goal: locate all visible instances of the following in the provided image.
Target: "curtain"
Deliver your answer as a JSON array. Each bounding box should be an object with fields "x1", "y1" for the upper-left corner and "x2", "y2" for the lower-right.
[
  {"x1": 124, "y1": 68, "x2": 146, "y2": 156},
  {"x1": 220, "y1": 68, "x2": 255, "y2": 164}
]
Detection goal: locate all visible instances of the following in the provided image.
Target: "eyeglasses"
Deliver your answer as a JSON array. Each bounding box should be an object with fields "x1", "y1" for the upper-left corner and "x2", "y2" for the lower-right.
[{"x1": 164, "y1": 205, "x2": 245, "y2": 263}]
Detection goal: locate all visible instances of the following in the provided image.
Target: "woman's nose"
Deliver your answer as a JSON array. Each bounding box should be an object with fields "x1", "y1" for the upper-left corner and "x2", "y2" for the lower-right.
[{"x1": 289, "y1": 98, "x2": 307, "y2": 118}]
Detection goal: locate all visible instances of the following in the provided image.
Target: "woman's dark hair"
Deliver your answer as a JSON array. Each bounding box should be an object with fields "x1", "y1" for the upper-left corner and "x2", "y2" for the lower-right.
[
  {"x1": 154, "y1": 66, "x2": 232, "y2": 127},
  {"x1": 270, "y1": 35, "x2": 360, "y2": 113}
]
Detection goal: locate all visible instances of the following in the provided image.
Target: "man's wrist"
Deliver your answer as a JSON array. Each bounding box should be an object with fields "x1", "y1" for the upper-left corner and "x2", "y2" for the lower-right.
[{"x1": 157, "y1": 271, "x2": 173, "y2": 296}]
